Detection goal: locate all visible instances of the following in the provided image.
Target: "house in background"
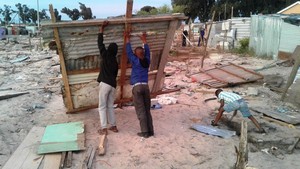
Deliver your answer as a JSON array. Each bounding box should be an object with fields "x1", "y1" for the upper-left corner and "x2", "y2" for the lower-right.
[{"x1": 277, "y1": 1, "x2": 300, "y2": 14}]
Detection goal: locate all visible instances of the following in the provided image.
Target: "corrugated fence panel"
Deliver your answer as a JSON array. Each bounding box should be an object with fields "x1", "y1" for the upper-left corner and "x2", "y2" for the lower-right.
[
  {"x1": 279, "y1": 22, "x2": 300, "y2": 53},
  {"x1": 249, "y1": 15, "x2": 282, "y2": 59},
  {"x1": 231, "y1": 17, "x2": 251, "y2": 39},
  {"x1": 56, "y1": 21, "x2": 169, "y2": 71}
]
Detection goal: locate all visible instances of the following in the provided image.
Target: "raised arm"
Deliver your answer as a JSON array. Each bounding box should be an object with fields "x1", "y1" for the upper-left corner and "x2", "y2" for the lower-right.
[
  {"x1": 98, "y1": 20, "x2": 109, "y2": 57},
  {"x1": 125, "y1": 31, "x2": 134, "y2": 61}
]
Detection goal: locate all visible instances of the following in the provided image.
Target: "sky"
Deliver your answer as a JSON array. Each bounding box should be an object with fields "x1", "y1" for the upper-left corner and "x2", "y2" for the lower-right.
[{"x1": 0, "y1": 0, "x2": 172, "y2": 20}]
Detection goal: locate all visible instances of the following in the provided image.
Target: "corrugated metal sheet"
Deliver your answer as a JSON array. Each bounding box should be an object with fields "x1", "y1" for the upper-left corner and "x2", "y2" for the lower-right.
[
  {"x1": 42, "y1": 14, "x2": 186, "y2": 112},
  {"x1": 249, "y1": 15, "x2": 282, "y2": 59},
  {"x1": 279, "y1": 22, "x2": 300, "y2": 53},
  {"x1": 191, "y1": 63, "x2": 263, "y2": 88},
  {"x1": 43, "y1": 20, "x2": 171, "y2": 72},
  {"x1": 231, "y1": 17, "x2": 251, "y2": 39}
]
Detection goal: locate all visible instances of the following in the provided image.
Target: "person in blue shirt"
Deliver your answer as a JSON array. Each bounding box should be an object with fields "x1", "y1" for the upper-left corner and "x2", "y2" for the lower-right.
[{"x1": 125, "y1": 31, "x2": 154, "y2": 138}]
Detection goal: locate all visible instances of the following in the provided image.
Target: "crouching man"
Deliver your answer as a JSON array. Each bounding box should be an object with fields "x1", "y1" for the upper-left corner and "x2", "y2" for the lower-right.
[{"x1": 211, "y1": 89, "x2": 265, "y2": 133}]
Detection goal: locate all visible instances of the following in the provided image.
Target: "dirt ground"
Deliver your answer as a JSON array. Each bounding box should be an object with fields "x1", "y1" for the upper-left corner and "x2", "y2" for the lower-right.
[{"x1": 0, "y1": 37, "x2": 300, "y2": 169}]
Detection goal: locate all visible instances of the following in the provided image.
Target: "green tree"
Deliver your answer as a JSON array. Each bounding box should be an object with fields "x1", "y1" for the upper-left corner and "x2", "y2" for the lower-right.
[
  {"x1": 54, "y1": 8, "x2": 61, "y2": 21},
  {"x1": 15, "y1": 3, "x2": 31, "y2": 23},
  {"x1": 61, "y1": 7, "x2": 80, "y2": 20},
  {"x1": 0, "y1": 5, "x2": 15, "y2": 24},
  {"x1": 172, "y1": 0, "x2": 215, "y2": 22},
  {"x1": 136, "y1": 5, "x2": 176, "y2": 16},
  {"x1": 79, "y1": 2, "x2": 95, "y2": 19}
]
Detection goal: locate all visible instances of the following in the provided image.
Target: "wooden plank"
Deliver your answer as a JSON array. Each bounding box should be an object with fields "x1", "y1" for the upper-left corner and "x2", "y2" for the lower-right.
[
  {"x1": 287, "y1": 138, "x2": 300, "y2": 154},
  {"x1": 235, "y1": 120, "x2": 248, "y2": 169},
  {"x1": 251, "y1": 107, "x2": 300, "y2": 125},
  {"x1": 119, "y1": 0, "x2": 133, "y2": 101},
  {"x1": 152, "y1": 20, "x2": 179, "y2": 92},
  {"x1": 0, "y1": 90, "x2": 29, "y2": 100},
  {"x1": 2, "y1": 127, "x2": 45, "y2": 169},
  {"x1": 42, "y1": 14, "x2": 187, "y2": 28},
  {"x1": 201, "y1": 11, "x2": 215, "y2": 68},
  {"x1": 87, "y1": 147, "x2": 96, "y2": 169},
  {"x1": 229, "y1": 62, "x2": 264, "y2": 78},
  {"x1": 281, "y1": 45, "x2": 300, "y2": 100},
  {"x1": 49, "y1": 4, "x2": 74, "y2": 112},
  {"x1": 37, "y1": 122, "x2": 85, "y2": 154},
  {"x1": 216, "y1": 66, "x2": 247, "y2": 81},
  {"x1": 60, "y1": 152, "x2": 67, "y2": 169},
  {"x1": 65, "y1": 151, "x2": 73, "y2": 168},
  {"x1": 42, "y1": 153, "x2": 61, "y2": 169},
  {"x1": 98, "y1": 134, "x2": 107, "y2": 156},
  {"x1": 82, "y1": 146, "x2": 93, "y2": 169}
]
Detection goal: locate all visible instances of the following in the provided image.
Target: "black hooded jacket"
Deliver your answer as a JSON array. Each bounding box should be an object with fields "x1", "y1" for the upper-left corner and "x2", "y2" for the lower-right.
[{"x1": 97, "y1": 33, "x2": 118, "y2": 88}]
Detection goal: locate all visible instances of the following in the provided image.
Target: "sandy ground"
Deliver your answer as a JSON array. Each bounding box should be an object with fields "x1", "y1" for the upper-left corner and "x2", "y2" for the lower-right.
[{"x1": 1, "y1": 37, "x2": 300, "y2": 169}]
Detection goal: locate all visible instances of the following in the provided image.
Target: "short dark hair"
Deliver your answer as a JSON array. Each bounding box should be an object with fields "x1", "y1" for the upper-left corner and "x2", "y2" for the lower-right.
[
  {"x1": 134, "y1": 46, "x2": 144, "y2": 53},
  {"x1": 215, "y1": 89, "x2": 223, "y2": 97}
]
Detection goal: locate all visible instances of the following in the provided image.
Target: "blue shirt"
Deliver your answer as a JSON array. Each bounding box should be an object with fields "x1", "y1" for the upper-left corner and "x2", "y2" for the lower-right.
[{"x1": 126, "y1": 43, "x2": 150, "y2": 85}]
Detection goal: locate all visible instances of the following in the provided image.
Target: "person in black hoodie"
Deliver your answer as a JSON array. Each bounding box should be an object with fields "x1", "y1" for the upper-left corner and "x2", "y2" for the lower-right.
[{"x1": 97, "y1": 20, "x2": 119, "y2": 135}]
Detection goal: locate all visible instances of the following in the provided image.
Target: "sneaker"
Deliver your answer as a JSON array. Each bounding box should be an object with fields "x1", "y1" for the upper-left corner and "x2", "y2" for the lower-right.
[
  {"x1": 137, "y1": 132, "x2": 150, "y2": 138},
  {"x1": 98, "y1": 128, "x2": 108, "y2": 135},
  {"x1": 109, "y1": 126, "x2": 118, "y2": 133}
]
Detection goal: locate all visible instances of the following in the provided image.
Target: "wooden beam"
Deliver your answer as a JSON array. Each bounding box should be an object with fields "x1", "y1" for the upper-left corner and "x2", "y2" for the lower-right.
[
  {"x1": 201, "y1": 11, "x2": 215, "y2": 68},
  {"x1": 281, "y1": 45, "x2": 300, "y2": 101},
  {"x1": 229, "y1": 62, "x2": 264, "y2": 78},
  {"x1": 60, "y1": 152, "x2": 67, "y2": 169},
  {"x1": 43, "y1": 153, "x2": 61, "y2": 169},
  {"x1": 287, "y1": 138, "x2": 300, "y2": 154},
  {"x1": 119, "y1": 0, "x2": 133, "y2": 101},
  {"x1": 235, "y1": 120, "x2": 248, "y2": 169},
  {"x1": 82, "y1": 146, "x2": 93, "y2": 169},
  {"x1": 87, "y1": 147, "x2": 96, "y2": 169},
  {"x1": 98, "y1": 134, "x2": 107, "y2": 156},
  {"x1": 49, "y1": 4, "x2": 74, "y2": 111},
  {"x1": 152, "y1": 20, "x2": 179, "y2": 92},
  {"x1": 2, "y1": 127, "x2": 45, "y2": 169},
  {"x1": 66, "y1": 151, "x2": 73, "y2": 168},
  {"x1": 42, "y1": 14, "x2": 187, "y2": 28}
]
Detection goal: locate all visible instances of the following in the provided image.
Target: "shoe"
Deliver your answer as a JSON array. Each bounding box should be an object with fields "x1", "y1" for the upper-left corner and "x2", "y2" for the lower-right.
[
  {"x1": 148, "y1": 131, "x2": 154, "y2": 136},
  {"x1": 109, "y1": 126, "x2": 118, "y2": 133},
  {"x1": 98, "y1": 128, "x2": 108, "y2": 135},
  {"x1": 137, "y1": 132, "x2": 150, "y2": 138}
]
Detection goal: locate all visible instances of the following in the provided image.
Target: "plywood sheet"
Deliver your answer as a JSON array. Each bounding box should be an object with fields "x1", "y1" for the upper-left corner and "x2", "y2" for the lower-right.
[
  {"x1": 37, "y1": 121, "x2": 85, "y2": 154},
  {"x1": 2, "y1": 127, "x2": 45, "y2": 169}
]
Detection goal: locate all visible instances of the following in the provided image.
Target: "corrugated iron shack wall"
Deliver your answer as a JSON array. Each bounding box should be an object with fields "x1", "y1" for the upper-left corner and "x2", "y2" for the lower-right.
[
  {"x1": 279, "y1": 22, "x2": 300, "y2": 53},
  {"x1": 231, "y1": 17, "x2": 251, "y2": 47},
  {"x1": 250, "y1": 15, "x2": 300, "y2": 59},
  {"x1": 61, "y1": 21, "x2": 170, "y2": 109},
  {"x1": 42, "y1": 15, "x2": 184, "y2": 111},
  {"x1": 249, "y1": 15, "x2": 282, "y2": 59}
]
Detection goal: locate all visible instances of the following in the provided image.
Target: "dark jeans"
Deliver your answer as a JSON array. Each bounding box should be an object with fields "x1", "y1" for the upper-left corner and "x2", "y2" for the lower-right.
[{"x1": 132, "y1": 84, "x2": 154, "y2": 133}]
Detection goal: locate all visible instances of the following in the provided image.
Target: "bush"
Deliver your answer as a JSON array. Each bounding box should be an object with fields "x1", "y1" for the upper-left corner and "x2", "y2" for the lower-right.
[{"x1": 231, "y1": 38, "x2": 252, "y2": 56}]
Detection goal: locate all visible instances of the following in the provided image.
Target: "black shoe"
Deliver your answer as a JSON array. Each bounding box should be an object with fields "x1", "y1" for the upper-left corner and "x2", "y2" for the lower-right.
[
  {"x1": 137, "y1": 132, "x2": 150, "y2": 138},
  {"x1": 148, "y1": 131, "x2": 154, "y2": 136}
]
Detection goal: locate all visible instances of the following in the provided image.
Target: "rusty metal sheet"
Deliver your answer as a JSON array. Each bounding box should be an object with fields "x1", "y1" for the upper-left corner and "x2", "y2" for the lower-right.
[{"x1": 191, "y1": 63, "x2": 263, "y2": 88}]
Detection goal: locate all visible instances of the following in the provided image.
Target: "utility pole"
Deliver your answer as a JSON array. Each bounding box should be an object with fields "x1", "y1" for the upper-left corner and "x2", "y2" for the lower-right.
[{"x1": 37, "y1": 0, "x2": 40, "y2": 28}]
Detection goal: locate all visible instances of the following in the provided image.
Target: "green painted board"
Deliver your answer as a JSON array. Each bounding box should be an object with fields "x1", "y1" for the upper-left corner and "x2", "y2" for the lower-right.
[{"x1": 37, "y1": 121, "x2": 85, "y2": 154}]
